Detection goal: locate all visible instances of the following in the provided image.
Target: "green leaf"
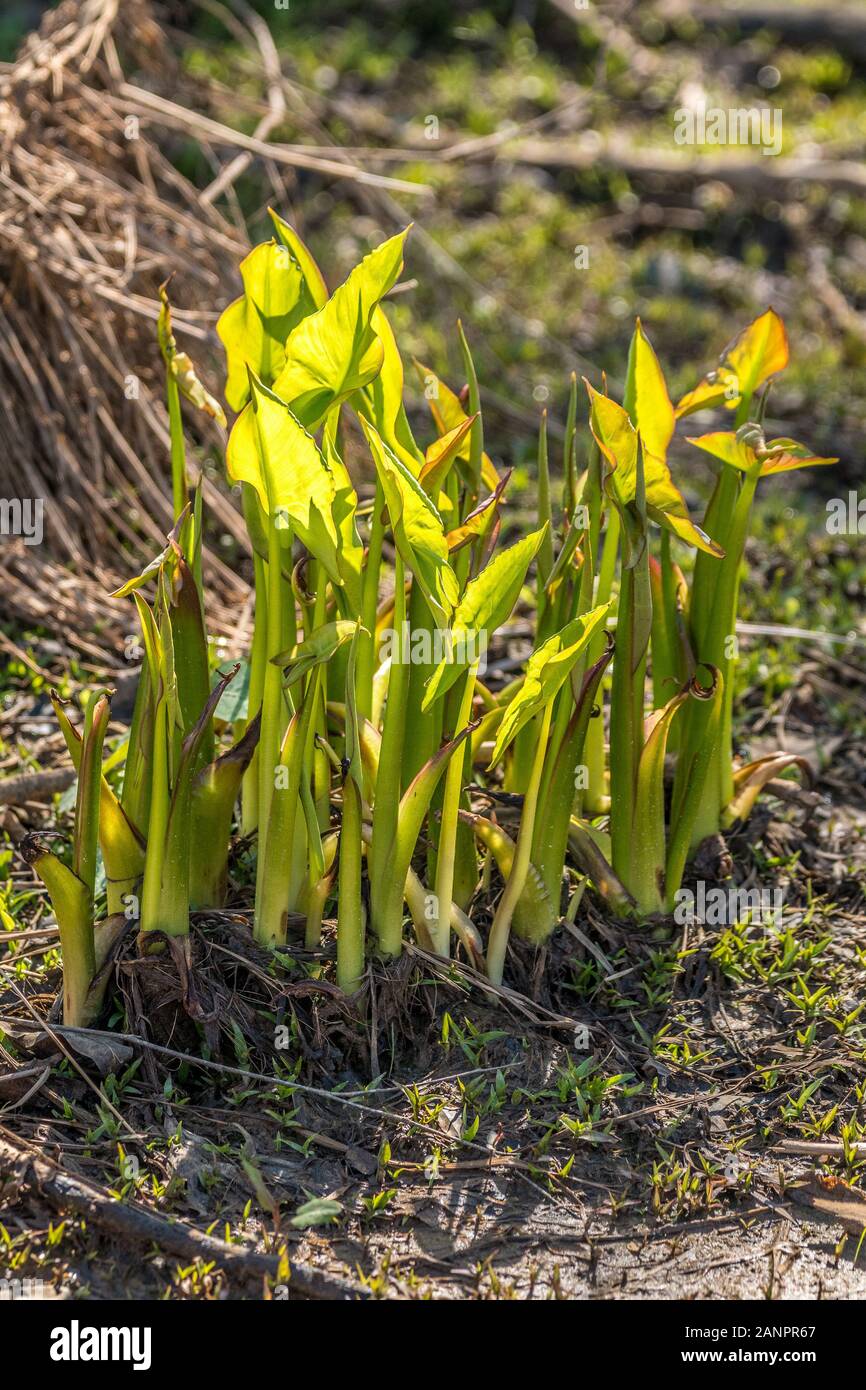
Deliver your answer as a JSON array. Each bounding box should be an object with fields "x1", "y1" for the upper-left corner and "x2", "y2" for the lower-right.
[
  {"x1": 687, "y1": 428, "x2": 837, "y2": 477},
  {"x1": 50, "y1": 692, "x2": 144, "y2": 905},
  {"x1": 676, "y1": 308, "x2": 789, "y2": 417},
  {"x1": 269, "y1": 208, "x2": 329, "y2": 308},
  {"x1": 357, "y1": 305, "x2": 424, "y2": 471},
  {"x1": 321, "y1": 427, "x2": 364, "y2": 611},
  {"x1": 226, "y1": 374, "x2": 342, "y2": 585},
  {"x1": 217, "y1": 239, "x2": 320, "y2": 413},
  {"x1": 275, "y1": 619, "x2": 359, "y2": 689},
  {"x1": 418, "y1": 416, "x2": 476, "y2": 502},
  {"x1": 489, "y1": 604, "x2": 610, "y2": 766},
  {"x1": 25, "y1": 845, "x2": 94, "y2": 1026},
  {"x1": 361, "y1": 417, "x2": 458, "y2": 625},
  {"x1": 623, "y1": 319, "x2": 675, "y2": 467},
  {"x1": 271, "y1": 229, "x2": 410, "y2": 431},
  {"x1": 586, "y1": 381, "x2": 722, "y2": 557},
  {"x1": 423, "y1": 526, "x2": 548, "y2": 709},
  {"x1": 290, "y1": 1197, "x2": 343, "y2": 1229},
  {"x1": 413, "y1": 358, "x2": 500, "y2": 493}
]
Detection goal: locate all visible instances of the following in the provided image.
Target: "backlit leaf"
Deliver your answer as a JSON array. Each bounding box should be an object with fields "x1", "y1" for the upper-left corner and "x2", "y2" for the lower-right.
[
  {"x1": 361, "y1": 417, "x2": 458, "y2": 625},
  {"x1": 271, "y1": 229, "x2": 410, "y2": 432},
  {"x1": 586, "y1": 382, "x2": 722, "y2": 556},
  {"x1": 217, "y1": 240, "x2": 318, "y2": 413},
  {"x1": 623, "y1": 319, "x2": 675, "y2": 465},
  {"x1": 357, "y1": 305, "x2": 424, "y2": 471},
  {"x1": 676, "y1": 308, "x2": 789, "y2": 417},
  {"x1": 423, "y1": 526, "x2": 547, "y2": 709},
  {"x1": 226, "y1": 374, "x2": 342, "y2": 584},
  {"x1": 413, "y1": 359, "x2": 500, "y2": 492},
  {"x1": 489, "y1": 604, "x2": 610, "y2": 766},
  {"x1": 687, "y1": 428, "x2": 837, "y2": 476}
]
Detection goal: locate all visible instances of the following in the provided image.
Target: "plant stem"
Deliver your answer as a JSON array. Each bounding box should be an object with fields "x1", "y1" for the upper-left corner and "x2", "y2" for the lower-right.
[
  {"x1": 583, "y1": 508, "x2": 619, "y2": 813},
  {"x1": 358, "y1": 480, "x2": 385, "y2": 722},
  {"x1": 242, "y1": 548, "x2": 268, "y2": 836},
  {"x1": 139, "y1": 696, "x2": 169, "y2": 935},
  {"x1": 369, "y1": 554, "x2": 408, "y2": 955},
  {"x1": 432, "y1": 662, "x2": 478, "y2": 956},
  {"x1": 256, "y1": 672, "x2": 319, "y2": 946},
  {"x1": 255, "y1": 515, "x2": 287, "y2": 915},
  {"x1": 486, "y1": 701, "x2": 553, "y2": 987},
  {"x1": 336, "y1": 776, "x2": 364, "y2": 992},
  {"x1": 166, "y1": 369, "x2": 188, "y2": 521}
]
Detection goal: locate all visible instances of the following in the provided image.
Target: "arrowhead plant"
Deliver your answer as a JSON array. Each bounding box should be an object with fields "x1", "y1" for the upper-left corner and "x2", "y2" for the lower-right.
[{"x1": 22, "y1": 221, "x2": 836, "y2": 1021}]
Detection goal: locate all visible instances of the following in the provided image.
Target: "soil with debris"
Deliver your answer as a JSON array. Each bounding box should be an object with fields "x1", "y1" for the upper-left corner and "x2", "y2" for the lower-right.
[{"x1": 2, "y1": 655, "x2": 865, "y2": 1300}]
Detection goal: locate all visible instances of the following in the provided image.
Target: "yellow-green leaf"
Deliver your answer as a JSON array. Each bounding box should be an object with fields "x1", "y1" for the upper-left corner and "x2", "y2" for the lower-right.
[
  {"x1": 226, "y1": 374, "x2": 342, "y2": 584},
  {"x1": 271, "y1": 229, "x2": 410, "y2": 432},
  {"x1": 419, "y1": 416, "x2": 476, "y2": 501},
  {"x1": 489, "y1": 604, "x2": 610, "y2": 766},
  {"x1": 413, "y1": 358, "x2": 500, "y2": 492},
  {"x1": 676, "y1": 308, "x2": 789, "y2": 417},
  {"x1": 623, "y1": 319, "x2": 675, "y2": 465},
  {"x1": 357, "y1": 305, "x2": 423, "y2": 471},
  {"x1": 217, "y1": 240, "x2": 318, "y2": 413},
  {"x1": 269, "y1": 208, "x2": 329, "y2": 308},
  {"x1": 423, "y1": 526, "x2": 547, "y2": 710},
  {"x1": 361, "y1": 417, "x2": 458, "y2": 625},
  {"x1": 687, "y1": 428, "x2": 837, "y2": 477},
  {"x1": 586, "y1": 382, "x2": 722, "y2": 556},
  {"x1": 275, "y1": 620, "x2": 360, "y2": 687}
]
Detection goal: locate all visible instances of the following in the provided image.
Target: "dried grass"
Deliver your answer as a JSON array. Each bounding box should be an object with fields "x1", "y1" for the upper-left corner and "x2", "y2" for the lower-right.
[{"x1": 0, "y1": 0, "x2": 263, "y2": 648}]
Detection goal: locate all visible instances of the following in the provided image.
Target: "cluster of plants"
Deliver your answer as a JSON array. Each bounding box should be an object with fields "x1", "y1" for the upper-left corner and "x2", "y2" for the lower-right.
[{"x1": 23, "y1": 215, "x2": 835, "y2": 1027}]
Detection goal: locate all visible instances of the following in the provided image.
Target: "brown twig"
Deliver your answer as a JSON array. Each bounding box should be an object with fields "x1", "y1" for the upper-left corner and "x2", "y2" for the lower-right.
[{"x1": 0, "y1": 1124, "x2": 367, "y2": 1298}]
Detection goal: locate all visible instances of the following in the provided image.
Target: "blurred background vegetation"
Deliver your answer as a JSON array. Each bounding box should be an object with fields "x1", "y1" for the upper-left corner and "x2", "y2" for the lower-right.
[
  {"x1": 4, "y1": 0, "x2": 865, "y2": 696},
  {"x1": 6, "y1": 3, "x2": 864, "y2": 468}
]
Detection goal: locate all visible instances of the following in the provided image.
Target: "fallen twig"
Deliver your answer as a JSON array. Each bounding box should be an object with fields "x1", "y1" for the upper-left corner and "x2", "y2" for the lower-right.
[
  {"x1": 0, "y1": 768, "x2": 76, "y2": 806},
  {"x1": 0, "y1": 1125, "x2": 367, "y2": 1299}
]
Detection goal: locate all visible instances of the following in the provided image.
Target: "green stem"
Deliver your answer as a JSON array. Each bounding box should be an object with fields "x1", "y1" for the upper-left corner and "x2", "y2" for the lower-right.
[
  {"x1": 536, "y1": 411, "x2": 553, "y2": 597},
  {"x1": 369, "y1": 554, "x2": 408, "y2": 956},
  {"x1": 674, "y1": 467, "x2": 760, "y2": 845},
  {"x1": 583, "y1": 508, "x2": 619, "y2": 813},
  {"x1": 139, "y1": 697, "x2": 170, "y2": 934},
  {"x1": 432, "y1": 663, "x2": 478, "y2": 957},
  {"x1": 533, "y1": 646, "x2": 611, "y2": 908},
  {"x1": 358, "y1": 481, "x2": 385, "y2": 723},
  {"x1": 166, "y1": 370, "x2": 188, "y2": 521},
  {"x1": 609, "y1": 559, "x2": 648, "y2": 881},
  {"x1": 256, "y1": 670, "x2": 319, "y2": 946},
  {"x1": 242, "y1": 549, "x2": 268, "y2": 837},
  {"x1": 486, "y1": 701, "x2": 553, "y2": 987},
  {"x1": 255, "y1": 515, "x2": 287, "y2": 908},
  {"x1": 402, "y1": 580, "x2": 437, "y2": 788},
  {"x1": 74, "y1": 694, "x2": 109, "y2": 898},
  {"x1": 336, "y1": 777, "x2": 364, "y2": 992}
]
